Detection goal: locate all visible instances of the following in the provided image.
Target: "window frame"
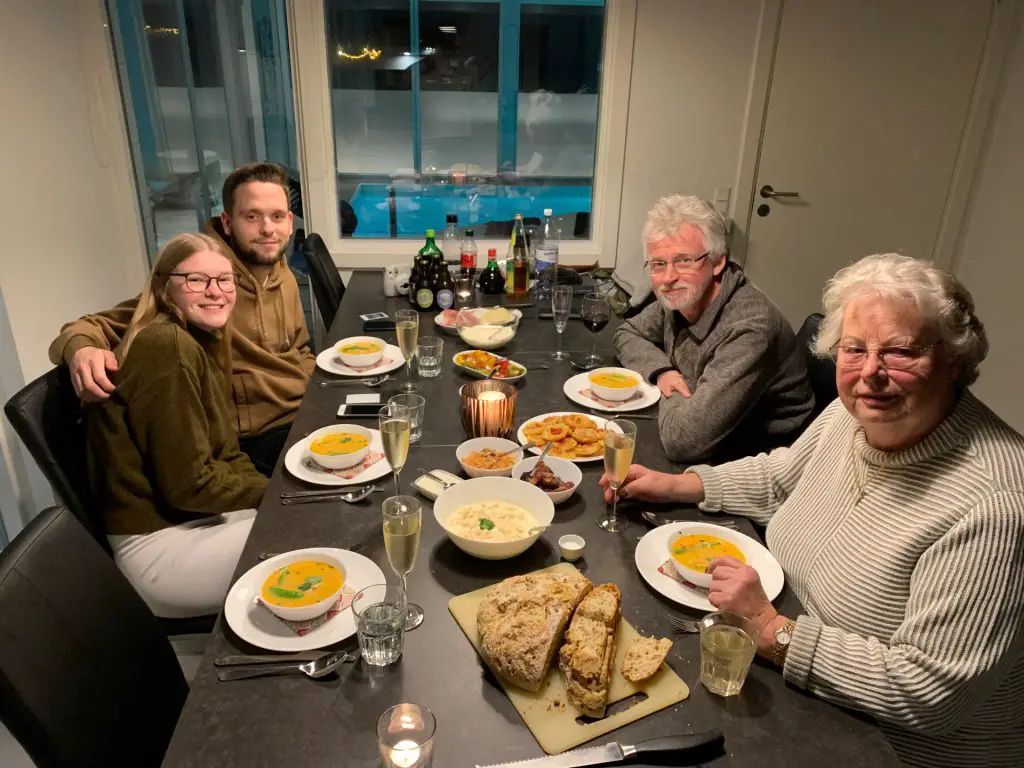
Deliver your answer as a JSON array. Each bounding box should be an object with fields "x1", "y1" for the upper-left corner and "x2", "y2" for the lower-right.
[{"x1": 286, "y1": 0, "x2": 636, "y2": 269}]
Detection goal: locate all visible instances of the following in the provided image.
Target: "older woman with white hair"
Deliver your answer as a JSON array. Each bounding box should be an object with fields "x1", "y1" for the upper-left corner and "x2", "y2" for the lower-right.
[{"x1": 602, "y1": 253, "x2": 1024, "y2": 767}]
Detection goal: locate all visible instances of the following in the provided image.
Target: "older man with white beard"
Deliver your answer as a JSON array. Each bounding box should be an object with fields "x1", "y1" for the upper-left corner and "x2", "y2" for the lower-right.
[{"x1": 613, "y1": 195, "x2": 813, "y2": 464}]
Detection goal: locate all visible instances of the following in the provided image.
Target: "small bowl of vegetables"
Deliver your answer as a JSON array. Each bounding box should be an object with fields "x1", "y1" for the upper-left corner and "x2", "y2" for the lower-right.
[{"x1": 453, "y1": 349, "x2": 527, "y2": 382}]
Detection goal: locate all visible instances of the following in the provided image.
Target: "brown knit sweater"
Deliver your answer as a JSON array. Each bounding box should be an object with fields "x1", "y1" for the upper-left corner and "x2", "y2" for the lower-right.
[{"x1": 86, "y1": 322, "x2": 267, "y2": 536}]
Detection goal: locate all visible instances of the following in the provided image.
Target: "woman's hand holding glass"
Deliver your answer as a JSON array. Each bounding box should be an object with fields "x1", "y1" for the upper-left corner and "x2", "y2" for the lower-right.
[{"x1": 705, "y1": 557, "x2": 780, "y2": 655}]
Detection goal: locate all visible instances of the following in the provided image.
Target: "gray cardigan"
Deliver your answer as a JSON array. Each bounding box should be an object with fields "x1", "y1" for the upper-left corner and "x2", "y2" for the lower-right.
[{"x1": 613, "y1": 262, "x2": 813, "y2": 463}]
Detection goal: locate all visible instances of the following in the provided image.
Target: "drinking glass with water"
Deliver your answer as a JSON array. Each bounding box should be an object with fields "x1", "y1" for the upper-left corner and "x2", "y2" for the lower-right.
[
  {"x1": 699, "y1": 612, "x2": 757, "y2": 696},
  {"x1": 416, "y1": 336, "x2": 444, "y2": 378},
  {"x1": 352, "y1": 582, "x2": 407, "y2": 666}
]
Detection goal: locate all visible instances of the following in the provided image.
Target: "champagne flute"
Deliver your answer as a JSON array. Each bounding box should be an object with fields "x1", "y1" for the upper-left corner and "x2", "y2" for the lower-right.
[
  {"x1": 600, "y1": 419, "x2": 637, "y2": 532},
  {"x1": 382, "y1": 495, "x2": 425, "y2": 631},
  {"x1": 580, "y1": 294, "x2": 610, "y2": 368},
  {"x1": 379, "y1": 403, "x2": 411, "y2": 495},
  {"x1": 394, "y1": 309, "x2": 419, "y2": 393},
  {"x1": 550, "y1": 284, "x2": 573, "y2": 361}
]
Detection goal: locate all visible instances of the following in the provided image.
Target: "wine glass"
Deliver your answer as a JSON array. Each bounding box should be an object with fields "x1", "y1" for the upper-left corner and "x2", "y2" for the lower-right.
[
  {"x1": 379, "y1": 403, "x2": 411, "y2": 495},
  {"x1": 580, "y1": 294, "x2": 610, "y2": 368},
  {"x1": 394, "y1": 309, "x2": 419, "y2": 393},
  {"x1": 600, "y1": 419, "x2": 637, "y2": 532},
  {"x1": 550, "y1": 285, "x2": 573, "y2": 361},
  {"x1": 382, "y1": 495, "x2": 425, "y2": 631}
]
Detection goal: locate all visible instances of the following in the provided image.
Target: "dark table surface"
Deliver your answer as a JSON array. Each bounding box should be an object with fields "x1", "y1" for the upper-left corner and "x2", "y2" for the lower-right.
[{"x1": 162, "y1": 274, "x2": 898, "y2": 767}]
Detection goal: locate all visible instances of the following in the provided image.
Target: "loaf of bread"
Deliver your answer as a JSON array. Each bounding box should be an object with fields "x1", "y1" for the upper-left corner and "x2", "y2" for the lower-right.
[
  {"x1": 621, "y1": 636, "x2": 672, "y2": 683},
  {"x1": 477, "y1": 569, "x2": 593, "y2": 692},
  {"x1": 558, "y1": 583, "x2": 622, "y2": 717}
]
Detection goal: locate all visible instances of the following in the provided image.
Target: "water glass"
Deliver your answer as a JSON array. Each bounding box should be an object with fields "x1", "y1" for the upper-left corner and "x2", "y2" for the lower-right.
[
  {"x1": 389, "y1": 393, "x2": 426, "y2": 443},
  {"x1": 377, "y1": 703, "x2": 436, "y2": 768},
  {"x1": 699, "y1": 612, "x2": 757, "y2": 696},
  {"x1": 416, "y1": 336, "x2": 444, "y2": 379},
  {"x1": 353, "y1": 583, "x2": 407, "y2": 666}
]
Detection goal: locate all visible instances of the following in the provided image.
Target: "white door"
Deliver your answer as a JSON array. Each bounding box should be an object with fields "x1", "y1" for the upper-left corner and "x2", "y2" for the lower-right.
[{"x1": 741, "y1": 0, "x2": 993, "y2": 327}]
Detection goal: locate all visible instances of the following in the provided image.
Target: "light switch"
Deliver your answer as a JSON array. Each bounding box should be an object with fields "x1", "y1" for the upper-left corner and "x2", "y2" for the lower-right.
[{"x1": 713, "y1": 186, "x2": 731, "y2": 214}]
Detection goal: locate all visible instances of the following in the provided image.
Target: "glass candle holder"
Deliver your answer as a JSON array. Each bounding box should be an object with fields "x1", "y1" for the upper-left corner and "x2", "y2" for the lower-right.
[
  {"x1": 377, "y1": 703, "x2": 436, "y2": 768},
  {"x1": 459, "y1": 380, "x2": 518, "y2": 438}
]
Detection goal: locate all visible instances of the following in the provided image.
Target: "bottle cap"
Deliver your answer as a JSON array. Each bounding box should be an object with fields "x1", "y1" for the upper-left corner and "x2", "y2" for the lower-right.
[
  {"x1": 543, "y1": 208, "x2": 553, "y2": 216},
  {"x1": 446, "y1": 214, "x2": 458, "y2": 224},
  {"x1": 425, "y1": 229, "x2": 435, "y2": 237},
  {"x1": 465, "y1": 229, "x2": 474, "y2": 237},
  {"x1": 488, "y1": 248, "x2": 497, "y2": 257}
]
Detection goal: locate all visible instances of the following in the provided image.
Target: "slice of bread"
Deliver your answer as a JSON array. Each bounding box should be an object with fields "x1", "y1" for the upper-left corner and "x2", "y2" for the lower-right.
[
  {"x1": 621, "y1": 636, "x2": 673, "y2": 683},
  {"x1": 477, "y1": 569, "x2": 593, "y2": 691},
  {"x1": 558, "y1": 583, "x2": 622, "y2": 717}
]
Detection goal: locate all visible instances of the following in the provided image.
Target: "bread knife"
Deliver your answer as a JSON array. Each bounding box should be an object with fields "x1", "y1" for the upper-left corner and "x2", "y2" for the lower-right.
[{"x1": 474, "y1": 731, "x2": 724, "y2": 768}]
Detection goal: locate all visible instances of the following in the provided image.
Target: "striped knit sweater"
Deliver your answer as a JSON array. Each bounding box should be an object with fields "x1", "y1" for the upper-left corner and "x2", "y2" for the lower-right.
[{"x1": 689, "y1": 392, "x2": 1024, "y2": 767}]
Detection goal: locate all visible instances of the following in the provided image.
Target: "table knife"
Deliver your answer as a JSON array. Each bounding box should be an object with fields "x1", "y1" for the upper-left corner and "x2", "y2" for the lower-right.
[
  {"x1": 474, "y1": 732, "x2": 724, "y2": 768},
  {"x1": 215, "y1": 651, "x2": 327, "y2": 667}
]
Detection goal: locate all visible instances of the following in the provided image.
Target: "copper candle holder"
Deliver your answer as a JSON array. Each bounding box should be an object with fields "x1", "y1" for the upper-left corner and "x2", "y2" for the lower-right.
[{"x1": 459, "y1": 380, "x2": 518, "y2": 438}]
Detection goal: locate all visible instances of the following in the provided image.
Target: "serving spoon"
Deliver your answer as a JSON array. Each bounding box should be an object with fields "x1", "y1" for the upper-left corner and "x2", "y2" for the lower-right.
[{"x1": 216, "y1": 649, "x2": 357, "y2": 682}]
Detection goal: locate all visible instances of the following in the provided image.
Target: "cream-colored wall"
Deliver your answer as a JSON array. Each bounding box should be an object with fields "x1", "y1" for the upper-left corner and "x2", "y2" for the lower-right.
[
  {"x1": 955, "y1": 7, "x2": 1024, "y2": 432},
  {"x1": 0, "y1": 0, "x2": 145, "y2": 534},
  {"x1": 615, "y1": 0, "x2": 764, "y2": 262}
]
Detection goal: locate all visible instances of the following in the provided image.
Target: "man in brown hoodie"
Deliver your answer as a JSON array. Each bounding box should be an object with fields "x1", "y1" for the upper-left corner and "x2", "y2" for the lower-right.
[{"x1": 49, "y1": 163, "x2": 316, "y2": 475}]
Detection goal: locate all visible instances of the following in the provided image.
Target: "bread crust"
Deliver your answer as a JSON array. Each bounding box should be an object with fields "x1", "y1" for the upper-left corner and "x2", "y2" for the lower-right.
[
  {"x1": 477, "y1": 570, "x2": 593, "y2": 691},
  {"x1": 558, "y1": 583, "x2": 622, "y2": 717},
  {"x1": 621, "y1": 636, "x2": 673, "y2": 683}
]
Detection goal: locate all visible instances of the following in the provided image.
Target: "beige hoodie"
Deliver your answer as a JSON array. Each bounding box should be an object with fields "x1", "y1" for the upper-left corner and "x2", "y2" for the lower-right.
[{"x1": 48, "y1": 219, "x2": 316, "y2": 437}]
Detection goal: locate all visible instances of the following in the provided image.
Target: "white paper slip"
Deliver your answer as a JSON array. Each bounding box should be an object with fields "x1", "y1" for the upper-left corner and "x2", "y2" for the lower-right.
[{"x1": 346, "y1": 393, "x2": 381, "y2": 404}]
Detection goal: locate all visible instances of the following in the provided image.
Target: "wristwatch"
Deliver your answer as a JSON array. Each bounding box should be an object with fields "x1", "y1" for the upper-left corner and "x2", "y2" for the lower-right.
[{"x1": 771, "y1": 619, "x2": 797, "y2": 667}]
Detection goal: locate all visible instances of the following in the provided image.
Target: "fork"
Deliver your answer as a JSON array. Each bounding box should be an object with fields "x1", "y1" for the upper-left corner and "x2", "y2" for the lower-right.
[
  {"x1": 641, "y1": 510, "x2": 740, "y2": 530},
  {"x1": 664, "y1": 613, "x2": 702, "y2": 634}
]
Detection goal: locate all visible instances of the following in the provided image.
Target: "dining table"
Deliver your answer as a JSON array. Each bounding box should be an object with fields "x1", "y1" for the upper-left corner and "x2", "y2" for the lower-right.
[{"x1": 161, "y1": 273, "x2": 899, "y2": 767}]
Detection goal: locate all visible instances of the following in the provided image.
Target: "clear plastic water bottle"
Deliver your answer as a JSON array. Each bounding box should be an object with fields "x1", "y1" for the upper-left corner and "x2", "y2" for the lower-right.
[
  {"x1": 441, "y1": 213, "x2": 460, "y2": 265},
  {"x1": 536, "y1": 208, "x2": 559, "y2": 298}
]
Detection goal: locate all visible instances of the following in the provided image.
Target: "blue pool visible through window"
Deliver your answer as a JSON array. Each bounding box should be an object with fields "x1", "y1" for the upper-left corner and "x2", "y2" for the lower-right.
[{"x1": 326, "y1": 0, "x2": 604, "y2": 240}]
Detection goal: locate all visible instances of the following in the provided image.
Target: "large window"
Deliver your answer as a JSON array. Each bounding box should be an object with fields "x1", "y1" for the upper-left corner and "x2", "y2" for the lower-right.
[
  {"x1": 324, "y1": 0, "x2": 605, "y2": 240},
  {"x1": 106, "y1": 0, "x2": 299, "y2": 253}
]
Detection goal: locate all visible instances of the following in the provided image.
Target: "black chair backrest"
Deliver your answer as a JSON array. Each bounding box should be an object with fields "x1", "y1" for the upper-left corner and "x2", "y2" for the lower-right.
[
  {"x1": 0, "y1": 507, "x2": 187, "y2": 767},
  {"x1": 303, "y1": 233, "x2": 345, "y2": 326},
  {"x1": 796, "y1": 313, "x2": 838, "y2": 418},
  {"x1": 4, "y1": 367, "x2": 107, "y2": 552}
]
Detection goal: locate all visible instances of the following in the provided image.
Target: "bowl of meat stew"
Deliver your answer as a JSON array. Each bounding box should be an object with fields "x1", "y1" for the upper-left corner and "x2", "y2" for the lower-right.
[{"x1": 512, "y1": 456, "x2": 582, "y2": 505}]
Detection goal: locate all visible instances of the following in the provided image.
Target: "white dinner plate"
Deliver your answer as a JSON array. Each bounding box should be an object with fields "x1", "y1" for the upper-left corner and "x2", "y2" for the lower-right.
[
  {"x1": 562, "y1": 369, "x2": 661, "y2": 413},
  {"x1": 224, "y1": 547, "x2": 386, "y2": 651},
  {"x1": 284, "y1": 425, "x2": 393, "y2": 487},
  {"x1": 634, "y1": 522, "x2": 785, "y2": 612},
  {"x1": 515, "y1": 411, "x2": 615, "y2": 463},
  {"x1": 316, "y1": 343, "x2": 406, "y2": 377}
]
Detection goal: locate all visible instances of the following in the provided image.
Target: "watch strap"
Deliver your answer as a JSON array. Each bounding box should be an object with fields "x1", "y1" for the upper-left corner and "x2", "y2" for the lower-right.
[{"x1": 772, "y1": 619, "x2": 797, "y2": 667}]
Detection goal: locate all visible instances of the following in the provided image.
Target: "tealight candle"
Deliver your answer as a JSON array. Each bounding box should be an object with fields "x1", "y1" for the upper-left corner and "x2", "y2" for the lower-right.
[
  {"x1": 460, "y1": 381, "x2": 517, "y2": 438},
  {"x1": 377, "y1": 703, "x2": 435, "y2": 768},
  {"x1": 476, "y1": 391, "x2": 506, "y2": 402},
  {"x1": 389, "y1": 739, "x2": 421, "y2": 768}
]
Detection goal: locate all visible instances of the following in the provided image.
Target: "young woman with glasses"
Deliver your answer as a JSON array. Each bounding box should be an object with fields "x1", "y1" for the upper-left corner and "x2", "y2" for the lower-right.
[{"x1": 86, "y1": 233, "x2": 267, "y2": 619}]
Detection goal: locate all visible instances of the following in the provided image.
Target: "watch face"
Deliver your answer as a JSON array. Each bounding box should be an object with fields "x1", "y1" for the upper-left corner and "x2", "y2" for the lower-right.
[{"x1": 776, "y1": 629, "x2": 793, "y2": 645}]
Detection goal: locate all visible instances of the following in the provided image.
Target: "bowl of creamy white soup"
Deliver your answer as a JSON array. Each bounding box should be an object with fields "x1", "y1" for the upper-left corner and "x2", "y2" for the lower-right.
[
  {"x1": 455, "y1": 307, "x2": 522, "y2": 351},
  {"x1": 433, "y1": 476, "x2": 555, "y2": 559}
]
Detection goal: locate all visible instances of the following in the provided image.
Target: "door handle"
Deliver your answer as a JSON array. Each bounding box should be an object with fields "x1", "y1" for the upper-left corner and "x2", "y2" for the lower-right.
[{"x1": 759, "y1": 184, "x2": 799, "y2": 199}]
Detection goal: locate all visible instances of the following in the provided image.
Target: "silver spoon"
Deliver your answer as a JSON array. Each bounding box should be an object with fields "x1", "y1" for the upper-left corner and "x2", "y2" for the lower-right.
[
  {"x1": 641, "y1": 510, "x2": 740, "y2": 530},
  {"x1": 319, "y1": 375, "x2": 390, "y2": 388},
  {"x1": 216, "y1": 649, "x2": 357, "y2": 681},
  {"x1": 280, "y1": 485, "x2": 379, "y2": 505}
]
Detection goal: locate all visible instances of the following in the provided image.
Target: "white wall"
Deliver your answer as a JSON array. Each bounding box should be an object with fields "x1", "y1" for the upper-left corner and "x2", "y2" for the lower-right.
[
  {"x1": 0, "y1": 0, "x2": 146, "y2": 534},
  {"x1": 615, "y1": 0, "x2": 764, "y2": 265},
  {"x1": 955, "y1": 7, "x2": 1024, "y2": 432}
]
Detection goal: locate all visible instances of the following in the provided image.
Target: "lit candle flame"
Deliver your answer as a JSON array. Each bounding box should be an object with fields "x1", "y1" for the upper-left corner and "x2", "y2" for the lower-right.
[{"x1": 389, "y1": 739, "x2": 421, "y2": 767}]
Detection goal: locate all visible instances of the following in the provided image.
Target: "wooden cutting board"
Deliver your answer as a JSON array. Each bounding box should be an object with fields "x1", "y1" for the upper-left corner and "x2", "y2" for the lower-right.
[{"x1": 448, "y1": 563, "x2": 689, "y2": 755}]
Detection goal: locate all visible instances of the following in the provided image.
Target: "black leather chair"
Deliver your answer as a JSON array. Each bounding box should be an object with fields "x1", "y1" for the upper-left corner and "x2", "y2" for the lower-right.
[
  {"x1": 4, "y1": 368, "x2": 216, "y2": 637},
  {"x1": 0, "y1": 507, "x2": 187, "y2": 767},
  {"x1": 303, "y1": 233, "x2": 346, "y2": 327},
  {"x1": 796, "y1": 313, "x2": 838, "y2": 419}
]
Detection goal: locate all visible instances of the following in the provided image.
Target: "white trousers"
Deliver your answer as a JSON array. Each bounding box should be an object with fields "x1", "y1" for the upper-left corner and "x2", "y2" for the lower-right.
[{"x1": 108, "y1": 509, "x2": 257, "y2": 619}]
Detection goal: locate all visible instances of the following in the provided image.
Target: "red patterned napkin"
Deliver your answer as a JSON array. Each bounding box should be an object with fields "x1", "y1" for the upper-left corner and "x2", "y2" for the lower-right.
[
  {"x1": 257, "y1": 585, "x2": 357, "y2": 636},
  {"x1": 658, "y1": 559, "x2": 710, "y2": 594},
  {"x1": 580, "y1": 387, "x2": 646, "y2": 408},
  {"x1": 302, "y1": 451, "x2": 385, "y2": 480},
  {"x1": 335, "y1": 355, "x2": 396, "y2": 372}
]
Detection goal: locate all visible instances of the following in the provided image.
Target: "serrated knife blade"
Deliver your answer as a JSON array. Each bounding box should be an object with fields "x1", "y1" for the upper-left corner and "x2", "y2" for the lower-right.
[
  {"x1": 474, "y1": 731, "x2": 725, "y2": 768},
  {"x1": 475, "y1": 743, "x2": 621, "y2": 768}
]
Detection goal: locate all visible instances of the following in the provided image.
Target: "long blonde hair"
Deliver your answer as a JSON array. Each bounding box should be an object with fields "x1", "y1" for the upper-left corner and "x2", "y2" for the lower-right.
[{"x1": 117, "y1": 233, "x2": 235, "y2": 378}]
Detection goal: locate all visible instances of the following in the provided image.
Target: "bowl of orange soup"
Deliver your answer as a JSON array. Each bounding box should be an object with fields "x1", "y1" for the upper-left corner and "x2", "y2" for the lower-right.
[
  {"x1": 308, "y1": 425, "x2": 372, "y2": 470},
  {"x1": 667, "y1": 524, "x2": 748, "y2": 587},
  {"x1": 587, "y1": 367, "x2": 641, "y2": 402},
  {"x1": 336, "y1": 336, "x2": 385, "y2": 368},
  {"x1": 260, "y1": 554, "x2": 346, "y2": 621}
]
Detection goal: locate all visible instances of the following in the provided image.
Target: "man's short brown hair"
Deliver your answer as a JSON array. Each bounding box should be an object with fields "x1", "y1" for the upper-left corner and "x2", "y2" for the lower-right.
[{"x1": 222, "y1": 162, "x2": 289, "y2": 214}]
